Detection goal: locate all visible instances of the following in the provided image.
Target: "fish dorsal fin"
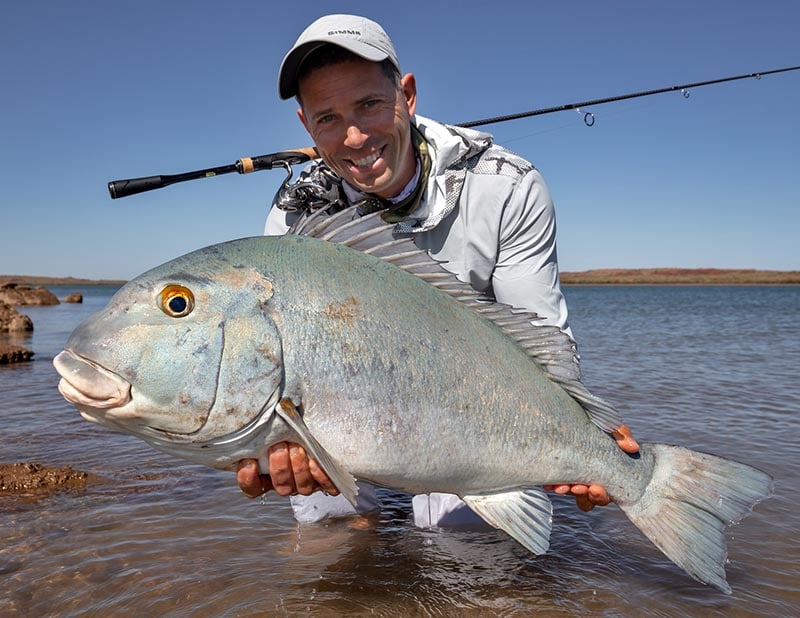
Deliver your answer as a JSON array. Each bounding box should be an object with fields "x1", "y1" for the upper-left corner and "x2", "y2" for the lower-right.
[{"x1": 288, "y1": 206, "x2": 625, "y2": 434}]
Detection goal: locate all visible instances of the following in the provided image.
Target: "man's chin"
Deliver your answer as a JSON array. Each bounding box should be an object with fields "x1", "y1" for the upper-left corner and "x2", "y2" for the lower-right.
[
  {"x1": 348, "y1": 175, "x2": 400, "y2": 199},
  {"x1": 339, "y1": 164, "x2": 393, "y2": 194}
]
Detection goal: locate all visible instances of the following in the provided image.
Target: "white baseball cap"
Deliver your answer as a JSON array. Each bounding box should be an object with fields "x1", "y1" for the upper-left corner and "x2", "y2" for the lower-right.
[{"x1": 278, "y1": 14, "x2": 400, "y2": 100}]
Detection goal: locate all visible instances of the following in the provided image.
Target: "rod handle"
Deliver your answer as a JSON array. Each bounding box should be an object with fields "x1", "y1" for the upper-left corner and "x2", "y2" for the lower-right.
[
  {"x1": 108, "y1": 175, "x2": 169, "y2": 199},
  {"x1": 237, "y1": 147, "x2": 319, "y2": 173}
]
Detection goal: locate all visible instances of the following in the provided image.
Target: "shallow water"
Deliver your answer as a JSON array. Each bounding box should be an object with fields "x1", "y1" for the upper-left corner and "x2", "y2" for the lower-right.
[{"x1": 1, "y1": 284, "x2": 797, "y2": 616}]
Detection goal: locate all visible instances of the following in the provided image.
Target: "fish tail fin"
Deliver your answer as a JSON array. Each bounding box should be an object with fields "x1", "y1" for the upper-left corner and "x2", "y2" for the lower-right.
[{"x1": 617, "y1": 443, "x2": 772, "y2": 594}]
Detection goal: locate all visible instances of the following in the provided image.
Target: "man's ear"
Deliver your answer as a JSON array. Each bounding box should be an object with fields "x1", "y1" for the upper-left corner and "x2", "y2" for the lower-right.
[
  {"x1": 297, "y1": 108, "x2": 312, "y2": 136},
  {"x1": 401, "y1": 73, "x2": 417, "y2": 117}
]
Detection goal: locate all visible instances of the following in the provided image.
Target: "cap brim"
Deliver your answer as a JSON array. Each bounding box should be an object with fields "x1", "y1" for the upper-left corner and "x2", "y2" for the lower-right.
[{"x1": 278, "y1": 39, "x2": 390, "y2": 100}]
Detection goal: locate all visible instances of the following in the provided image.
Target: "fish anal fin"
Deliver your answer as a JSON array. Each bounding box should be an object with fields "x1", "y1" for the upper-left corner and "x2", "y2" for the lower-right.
[
  {"x1": 275, "y1": 398, "x2": 359, "y2": 507},
  {"x1": 462, "y1": 488, "x2": 553, "y2": 555}
]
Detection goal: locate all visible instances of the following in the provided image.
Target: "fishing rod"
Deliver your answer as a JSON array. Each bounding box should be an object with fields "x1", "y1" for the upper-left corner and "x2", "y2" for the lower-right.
[
  {"x1": 458, "y1": 65, "x2": 800, "y2": 128},
  {"x1": 107, "y1": 65, "x2": 800, "y2": 199}
]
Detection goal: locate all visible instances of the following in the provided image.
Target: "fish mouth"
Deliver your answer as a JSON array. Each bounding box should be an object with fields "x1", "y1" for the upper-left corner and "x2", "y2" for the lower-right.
[
  {"x1": 54, "y1": 350, "x2": 132, "y2": 409},
  {"x1": 54, "y1": 349, "x2": 210, "y2": 439},
  {"x1": 54, "y1": 347, "x2": 278, "y2": 446}
]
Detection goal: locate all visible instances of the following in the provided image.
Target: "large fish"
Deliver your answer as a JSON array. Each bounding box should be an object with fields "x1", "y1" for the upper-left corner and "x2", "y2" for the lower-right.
[{"x1": 54, "y1": 208, "x2": 771, "y2": 593}]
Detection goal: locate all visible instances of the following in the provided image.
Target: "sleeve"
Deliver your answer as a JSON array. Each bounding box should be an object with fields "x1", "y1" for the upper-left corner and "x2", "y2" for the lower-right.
[
  {"x1": 491, "y1": 168, "x2": 574, "y2": 343},
  {"x1": 264, "y1": 200, "x2": 295, "y2": 236}
]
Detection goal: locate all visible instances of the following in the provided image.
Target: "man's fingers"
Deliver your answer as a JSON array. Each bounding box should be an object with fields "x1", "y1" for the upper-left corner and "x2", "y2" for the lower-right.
[
  {"x1": 309, "y1": 458, "x2": 340, "y2": 496},
  {"x1": 238, "y1": 443, "x2": 337, "y2": 499},
  {"x1": 268, "y1": 442, "x2": 296, "y2": 496},
  {"x1": 568, "y1": 484, "x2": 589, "y2": 496},
  {"x1": 575, "y1": 493, "x2": 595, "y2": 512},
  {"x1": 288, "y1": 444, "x2": 316, "y2": 495},
  {"x1": 543, "y1": 482, "x2": 612, "y2": 511},
  {"x1": 612, "y1": 423, "x2": 640, "y2": 454},
  {"x1": 543, "y1": 484, "x2": 571, "y2": 495},
  {"x1": 237, "y1": 459, "x2": 273, "y2": 498},
  {"x1": 569, "y1": 484, "x2": 598, "y2": 511},
  {"x1": 270, "y1": 442, "x2": 329, "y2": 496},
  {"x1": 587, "y1": 484, "x2": 611, "y2": 506},
  {"x1": 575, "y1": 485, "x2": 611, "y2": 511}
]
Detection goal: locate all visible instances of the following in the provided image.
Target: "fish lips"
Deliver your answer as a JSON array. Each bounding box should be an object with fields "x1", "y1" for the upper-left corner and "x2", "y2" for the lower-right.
[
  {"x1": 54, "y1": 348, "x2": 273, "y2": 444},
  {"x1": 54, "y1": 350, "x2": 156, "y2": 435},
  {"x1": 54, "y1": 349, "x2": 132, "y2": 409}
]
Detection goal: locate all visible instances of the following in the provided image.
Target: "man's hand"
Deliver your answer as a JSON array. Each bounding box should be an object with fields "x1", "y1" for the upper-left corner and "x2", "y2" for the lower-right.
[
  {"x1": 236, "y1": 442, "x2": 339, "y2": 499},
  {"x1": 542, "y1": 483, "x2": 612, "y2": 512},
  {"x1": 543, "y1": 424, "x2": 640, "y2": 511},
  {"x1": 610, "y1": 423, "x2": 639, "y2": 454}
]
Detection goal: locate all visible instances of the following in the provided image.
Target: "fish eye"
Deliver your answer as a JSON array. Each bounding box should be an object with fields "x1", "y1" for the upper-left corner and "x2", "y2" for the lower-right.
[{"x1": 157, "y1": 284, "x2": 195, "y2": 318}]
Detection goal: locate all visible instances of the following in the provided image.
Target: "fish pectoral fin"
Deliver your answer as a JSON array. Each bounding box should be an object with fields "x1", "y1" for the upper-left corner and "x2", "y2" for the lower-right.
[
  {"x1": 462, "y1": 488, "x2": 553, "y2": 555},
  {"x1": 274, "y1": 398, "x2": 359, "y2": 507}
]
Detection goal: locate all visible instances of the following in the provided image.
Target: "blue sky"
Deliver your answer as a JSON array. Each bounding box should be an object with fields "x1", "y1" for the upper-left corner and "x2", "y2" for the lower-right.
[{"x1": 2, "y1": 1, "x2": 798, "y2": 280}]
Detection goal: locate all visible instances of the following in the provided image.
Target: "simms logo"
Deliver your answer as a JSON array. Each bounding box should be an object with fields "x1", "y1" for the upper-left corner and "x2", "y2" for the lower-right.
[{"x1": 328, "y1": 29, "x2": 360, "y2": 36}]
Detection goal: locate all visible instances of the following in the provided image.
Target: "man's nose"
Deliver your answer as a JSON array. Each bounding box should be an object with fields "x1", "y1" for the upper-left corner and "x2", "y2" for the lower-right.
[{"x1": 343, "y1": 124, "x2": 368, "y2": 149}]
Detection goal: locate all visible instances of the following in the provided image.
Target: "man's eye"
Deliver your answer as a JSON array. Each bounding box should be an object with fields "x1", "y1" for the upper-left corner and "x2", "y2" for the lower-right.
[{"x1": 317, "y1": 114, "x2": 336, "y2": 125}]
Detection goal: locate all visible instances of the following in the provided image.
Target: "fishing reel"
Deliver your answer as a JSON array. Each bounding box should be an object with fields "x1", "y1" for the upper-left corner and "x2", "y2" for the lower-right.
[{"x1": 274, "y1": 160, "x2": 345, "y2": 213}]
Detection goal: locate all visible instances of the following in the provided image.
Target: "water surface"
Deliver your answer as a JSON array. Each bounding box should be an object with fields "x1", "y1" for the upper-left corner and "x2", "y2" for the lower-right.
[{"x1": 1, "y1": 285, "x2": 797, "y2": 616}]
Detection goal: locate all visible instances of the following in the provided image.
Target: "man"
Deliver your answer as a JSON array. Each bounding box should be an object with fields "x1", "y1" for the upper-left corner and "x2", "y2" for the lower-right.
[{"x1": 237, "y1": 14, "x2": 639, "y2": 525}]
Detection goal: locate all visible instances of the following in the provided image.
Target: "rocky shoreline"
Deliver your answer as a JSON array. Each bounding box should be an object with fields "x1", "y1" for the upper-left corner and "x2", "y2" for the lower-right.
[
  {"x1": 0, "y1": 282, "x2": 85, "y2": 364},
  {"x1": 0, "y1": 282, "x2": 104, "y2": 493}
]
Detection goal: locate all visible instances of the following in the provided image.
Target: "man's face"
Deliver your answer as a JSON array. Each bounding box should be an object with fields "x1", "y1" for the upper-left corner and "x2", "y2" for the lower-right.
[{"x1": 297, "y1": 59, "x2": 417, "y2": 199}]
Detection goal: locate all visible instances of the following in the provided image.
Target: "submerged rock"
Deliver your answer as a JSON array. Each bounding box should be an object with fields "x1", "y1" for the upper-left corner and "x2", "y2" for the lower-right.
[
  {"x1": 61, "y1": 292, "x2": 83, "y2": 303},
  {"x1": 0, "y1": 345, "x2": 34, "y2": 364},
  {"x1": 0, "y1": 283, "x2": 59, "y2": 306},
  {"x1": 0, "y1": 462, "x2": 98, "y2": 493},
  {"x1": 0, "y1": 301, "x2": 34, "y2": 332}
]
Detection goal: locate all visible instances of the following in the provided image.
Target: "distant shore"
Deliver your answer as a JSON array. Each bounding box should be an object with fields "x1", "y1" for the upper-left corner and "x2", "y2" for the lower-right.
[
  {"x1": 2, "y1": 268, "x2": 799, "y2": 287},
  {"x1": 0, "y1": 276, "x2": 126, "y2": 287},
  {"x1": 559, "y1": 268, "x2": 800, "y2": 285}
]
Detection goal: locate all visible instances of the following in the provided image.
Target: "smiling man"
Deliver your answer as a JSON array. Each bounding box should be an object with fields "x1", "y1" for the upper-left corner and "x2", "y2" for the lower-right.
[
  {"x1": 237, "y1": 14, "x2": 639, "y2": 526},
  {"x1": 297, "y1": 57, "x2": 417, "y2": 199}
]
